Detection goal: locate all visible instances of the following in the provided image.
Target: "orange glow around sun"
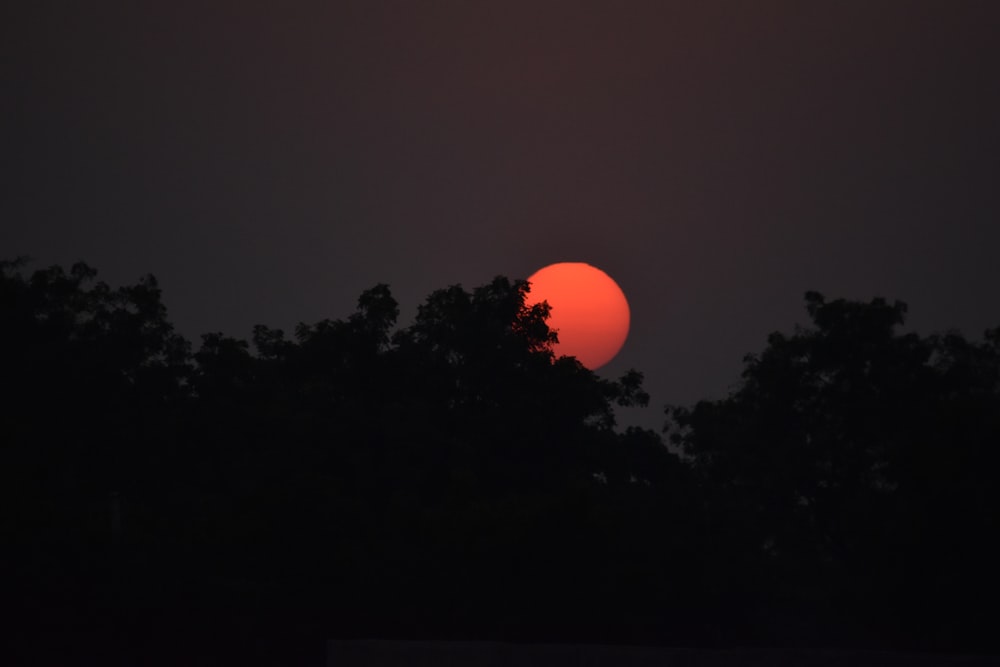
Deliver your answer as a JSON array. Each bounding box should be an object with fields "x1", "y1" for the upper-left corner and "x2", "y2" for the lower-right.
[{"x1": 524, "y1": 262, "x2": 630, "y2": 369}]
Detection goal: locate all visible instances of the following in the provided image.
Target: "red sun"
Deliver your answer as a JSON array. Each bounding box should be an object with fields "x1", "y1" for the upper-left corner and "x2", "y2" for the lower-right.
[{"x1": 524, "y1": 262, "x2": 631, "y2": 370}]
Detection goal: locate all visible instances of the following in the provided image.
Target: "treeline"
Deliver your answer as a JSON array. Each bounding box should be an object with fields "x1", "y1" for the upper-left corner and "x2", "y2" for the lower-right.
[{"x1": 2, "y1": 259, "x2": 998, "y2": 662}]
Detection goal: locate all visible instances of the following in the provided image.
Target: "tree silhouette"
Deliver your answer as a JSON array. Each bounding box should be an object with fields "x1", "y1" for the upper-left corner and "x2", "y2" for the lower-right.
[
  {"x1": 5, "y1": 261, "x2": 999, "y2": 663},
  {"x1": 668, "y1": 291, "x2": 1000, "y2": 649},
  {"x1": 2, "y1": 259, "x2": 194, "y2": 661}
]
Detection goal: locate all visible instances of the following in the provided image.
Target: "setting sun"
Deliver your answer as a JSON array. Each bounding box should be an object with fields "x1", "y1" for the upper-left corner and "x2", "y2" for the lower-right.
[{"x1": 525, "y1": 262, "x2": 630, "y2": 370}]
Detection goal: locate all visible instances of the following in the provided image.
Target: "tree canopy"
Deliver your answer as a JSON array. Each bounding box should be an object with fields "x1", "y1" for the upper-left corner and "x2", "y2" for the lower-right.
[
  {"x1": 668, "y1": 292, "x2": 1000, "y2": 648},
  {"x1": 4, "y1": 260, "x2": 998, "y2": 663}
]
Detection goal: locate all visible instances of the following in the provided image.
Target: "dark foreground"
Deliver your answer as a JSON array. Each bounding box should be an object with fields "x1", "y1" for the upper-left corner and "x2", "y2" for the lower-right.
[
  {"x1": 6, "y1": 266, "x2": 1000, "y2": 663},
  {"x1": 327, "y1": 640, "x2": 1000, "y2": 667}
]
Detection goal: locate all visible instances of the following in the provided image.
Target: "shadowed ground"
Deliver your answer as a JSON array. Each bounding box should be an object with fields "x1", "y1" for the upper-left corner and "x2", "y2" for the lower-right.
[{"x1": 327, "y1": 641, "x2": 1000, "y2": 667}]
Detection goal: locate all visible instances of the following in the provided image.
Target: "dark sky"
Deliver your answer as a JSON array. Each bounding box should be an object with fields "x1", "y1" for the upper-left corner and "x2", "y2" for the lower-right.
[{"x1": 4, "y1": 1, "x2": 999, "y2": 429}]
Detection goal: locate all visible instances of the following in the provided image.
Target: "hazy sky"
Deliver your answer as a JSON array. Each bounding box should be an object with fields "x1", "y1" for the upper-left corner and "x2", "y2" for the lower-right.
[{"x1": 4, "y1": 1, "x2": 999, "y2": 429}]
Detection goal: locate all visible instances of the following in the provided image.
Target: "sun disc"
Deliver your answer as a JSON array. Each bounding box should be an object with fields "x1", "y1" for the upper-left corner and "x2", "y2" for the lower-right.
[{"x1": 524, "y1": 262, "x2": 630, "y2": 369}]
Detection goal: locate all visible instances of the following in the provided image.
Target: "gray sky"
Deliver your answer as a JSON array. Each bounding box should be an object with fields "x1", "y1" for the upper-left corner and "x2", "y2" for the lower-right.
[{"x1": 4, "y1": 1, "x2": 999, "y2": 430}]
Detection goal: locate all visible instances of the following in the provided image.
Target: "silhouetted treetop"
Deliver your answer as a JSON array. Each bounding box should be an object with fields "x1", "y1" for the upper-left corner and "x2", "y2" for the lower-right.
[
  {"x1": 399, "y1": 276, "x2": 554, "y2": 366},
  {"x1": 668, "y1": 290, "x2": 1000, "y2": 649},
  {"x1": 6, "y1": 261, "x2": 998, "y2": 656}
]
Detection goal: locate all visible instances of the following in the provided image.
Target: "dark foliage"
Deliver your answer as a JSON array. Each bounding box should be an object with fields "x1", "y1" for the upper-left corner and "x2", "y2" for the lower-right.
[
  {"x1": 4, "y1": 260, "x2": 998, "y2": 664},
  {"x1": 668, "y1": 292, "x2": 1000, "y2": 651},
  {"x1": 3, "y1": 262, "x2": 686, "y2": 664}
]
